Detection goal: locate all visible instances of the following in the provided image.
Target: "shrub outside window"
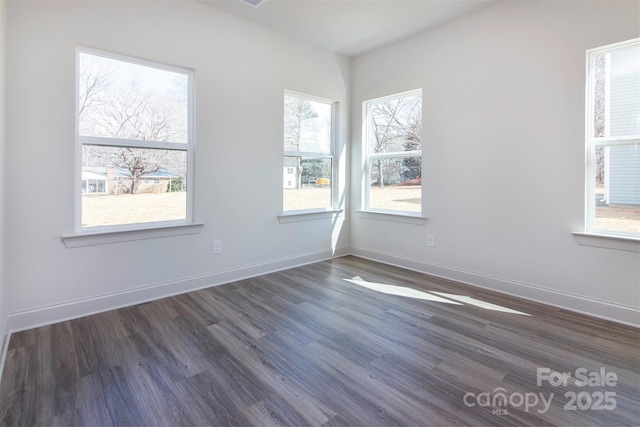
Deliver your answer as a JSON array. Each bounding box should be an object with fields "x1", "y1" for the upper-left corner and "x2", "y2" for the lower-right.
[
  {"x1": 77, "y1": 48, "x2": 193, "y2": 230},
  {"x1": 364, "y1": 89, "x2": 423, "y2": 214},
  {"x1": 586, "y1": 39, "x2": 639, "y2": 238},
  {"x1": 283, "y1": 91, "x2": 336, "y2": 212}
]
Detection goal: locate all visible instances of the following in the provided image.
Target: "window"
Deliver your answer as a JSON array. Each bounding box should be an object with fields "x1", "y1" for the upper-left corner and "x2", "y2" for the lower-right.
[
  {"x1": 77, "y1": 48, "x2": 193, "y2": 230},
  {"x1": 283, "y1": 91, "x2": 336, "y2": 212},
  {"x1": 364, "y1": 90, "x2": 422, "y2": 214},
  {"x1": 586, "y1": 39, "x2": 639, "y2": 238},
  {"x1": 82, "y1": 179, "x2": 106, "y2": 194}
]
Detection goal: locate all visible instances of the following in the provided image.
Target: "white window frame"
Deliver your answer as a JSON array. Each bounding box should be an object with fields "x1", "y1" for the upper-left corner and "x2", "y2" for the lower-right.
[
  {"x1": 362, "y1": 89, "x2": 424, "y2": 218},
  {"x1": 73, "y1": 47, "x2": 196, "y2": 235},
  {"x1": 281, "y1": 90, "x2": 338, "y2": 216},
  {"x1": 583, "y1": 38, "x2": 639, "y2": 243}
]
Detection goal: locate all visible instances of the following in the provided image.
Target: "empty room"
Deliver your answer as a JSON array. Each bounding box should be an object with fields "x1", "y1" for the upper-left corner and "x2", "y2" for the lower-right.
[{"x1": 0, "y1": 0, "x2": 639, "y2": 425}]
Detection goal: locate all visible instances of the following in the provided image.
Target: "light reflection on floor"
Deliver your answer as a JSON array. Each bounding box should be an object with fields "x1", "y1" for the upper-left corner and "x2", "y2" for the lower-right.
[{"x1": 344, "y1": 276, "x2": 530, "y2": 316}]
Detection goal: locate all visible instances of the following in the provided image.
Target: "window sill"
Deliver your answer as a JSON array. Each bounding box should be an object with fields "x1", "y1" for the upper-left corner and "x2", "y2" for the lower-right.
[
  {"x1": 572, "y1": 232, "x2": 640, "y2": 253},
  {"x1": 278, "y1": 209, "x2": 344, "y2": 223},
  {"x1": 62, "y1": 223, "x2": 204, "y2": 248},
  {"x1": 357, "y1": 210, "x2": 427, "y2": 225}
]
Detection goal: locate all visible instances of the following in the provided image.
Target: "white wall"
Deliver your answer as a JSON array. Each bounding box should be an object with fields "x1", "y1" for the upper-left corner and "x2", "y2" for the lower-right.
[
  {"x1": 0, "y1": 0, "x2": 8, "y2": 373},
  {"x1": 4, "y1": 0, "x2": 639, "y2": 331},
  {"x1": 5, "y1": 0, "x2": 350, "y2": 330},
  {"x1": 351, "y1": 1, "x2": 640, "y2": 325}
]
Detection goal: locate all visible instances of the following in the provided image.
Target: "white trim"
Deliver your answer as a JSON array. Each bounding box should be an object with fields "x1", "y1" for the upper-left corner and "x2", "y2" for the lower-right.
[
  {"x1": 584, "y1": 38, "x2": 640, "y2": 237},
  {"x1": 585, "y1": 45, "x2": 595, "y2": 233},
  {"x1": 593, "y1": 135, "x2": 640, "y2": 146},
  {"x1": 357, "y1": 210, "x2": 427, "y2": 225},
  {"x1": 186, "y1": 66, "x2": 196, "y2": 227},
  {"x1": 363, "y1": 88, "x2": 425, "y2": 105},
  {"x1": 0, "y1": 322, "x2": 10, "y2": 387},
  {"x1": 74, "y1": 49, "x2": 82, "y2": 232},
  {"x1": 572, "y1": 231, "x2": 640, "y2": 252},
  {"x1": 603, "y1": 146, "x2": 610, "y2": 204},
  {"x1": 75, "y1": 46, "x2": 195, "y2": 233},
  {"x1": 363, "y1": 88, "x2": 423, "y2": 214},
  {"x1": 79, "y1": 136, "x2": 187, "y2": 150},
  {"x1": 350, "y1": 246, "x2": 640, "y2": 328},
  {"x1": 585, "y1": 38, "x2": 640, "y2": 61},
  {"x1": 278, "y1": 209, "x2": 344, "y2": 223},
  {"x1": 604, "y1": 51, "x2": 611, "y2": 139},
  {"x1": 282, "y1": 91, "x2": 338, "y2": 213},
  {"x1": 78, "y1": 45, "x2": 194, "y2": 76},
  {"x1": 62, "y1": 222, "x2": 204, "y2": 248},
  {"x1": 8, "y1": 247, "x2": 350, "y2": 332},
  {"x1": 368, "y1": 150, "x2": 422, "y2": 159},
  {"x1": 6, "y1": 248, "x2": 638, "y2": 333},
  {"x1": 284, "y1": 89, "x2": 335, "y2": 106},
  {"x1": 283, "y1": 151, "x2": 333, "y2": 159}
]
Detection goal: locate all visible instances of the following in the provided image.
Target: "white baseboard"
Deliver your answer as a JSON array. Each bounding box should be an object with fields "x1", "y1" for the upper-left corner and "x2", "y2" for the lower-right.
[
  {"x1": 9, "y1": 246, "x2": 350, "y2": 332},
  {"x1": 350, "y1": 246, "x2": 640, "y2": 328},
  {"x1": 0, "y1": 319, "x2": 10, "y2": 386},
  {"x1": 7, "y1": 245, "x2": 638, "y2": 333}
]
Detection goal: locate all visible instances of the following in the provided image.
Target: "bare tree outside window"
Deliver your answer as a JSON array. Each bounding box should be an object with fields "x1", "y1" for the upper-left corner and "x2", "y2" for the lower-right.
[
  {"x1": 78, "y1": 50, "x2": 191, "y2": 228},
  {"x1": 284, "y1": 96, "x2": 319, "y2": 190},
  {"x1": 283, "y1": 93, "x2": 334, "y2": 212},
  {"x1": 366, "y1": 90, "x2": 422, "y2": 213},
  {"x1": 593, "y1": 54, "x2": 606, "y2": 185}
]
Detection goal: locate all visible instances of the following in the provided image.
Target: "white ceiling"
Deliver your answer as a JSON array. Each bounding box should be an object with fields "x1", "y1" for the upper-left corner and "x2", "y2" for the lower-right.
[{"x1": 197, "y1": 0, "x2": 500, "y2": 57}]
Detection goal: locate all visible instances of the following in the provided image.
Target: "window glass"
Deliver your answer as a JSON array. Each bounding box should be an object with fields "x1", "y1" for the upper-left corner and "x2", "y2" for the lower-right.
[
  {"x1": 79, "y1": 53, "x2": 188, "y2": 143},
  {"x1": 283, "y1": 93, "x2": 335, "y2": 212},
  {"x1": 587, "y1": 39, "x2": 640, "y2": 237},
  {"x1": 365, "y1": 90, "x2": 422, "y2": 214},
  {"x1": 368, "y1": 157, "x2": 422, "y2": 212},
  {"x1": 77, "y1": 49, "x2": 192, "y2": 230},
  {"x1": 81, "y1": 146, "x2": 187, "y2": 227}
]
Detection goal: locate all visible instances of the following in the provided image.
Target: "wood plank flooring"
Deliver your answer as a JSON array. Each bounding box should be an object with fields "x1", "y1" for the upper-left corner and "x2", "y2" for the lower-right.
[{"x1": 1, "y1": 256, "x2": 639, "y2": 426}]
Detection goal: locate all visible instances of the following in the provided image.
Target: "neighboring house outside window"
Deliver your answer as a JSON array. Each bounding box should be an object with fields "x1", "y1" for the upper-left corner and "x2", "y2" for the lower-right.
[
  {"x1": 82, "y1": 169, "x2": 108, "y2": 194},
  {"x1": 364, "y1": 89, "x2": 423, "y2": 214},
  {"x1": 283, "y1": 91, "x2": 336, "y2": 212},
  {"x1": 81, "y1": 166, "x2": 181, "y2": 196},
  {"x1": 586, "y1": 38, "x2": 639, "y2": 238},
  {"x1": 77, "y1": 48, "x2": 193, "y2": 229}
]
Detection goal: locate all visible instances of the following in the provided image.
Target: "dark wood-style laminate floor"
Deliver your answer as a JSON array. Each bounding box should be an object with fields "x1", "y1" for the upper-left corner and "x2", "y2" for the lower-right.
[{"x1": 1, "y1": 256, "x2": 639, "y2": 426}]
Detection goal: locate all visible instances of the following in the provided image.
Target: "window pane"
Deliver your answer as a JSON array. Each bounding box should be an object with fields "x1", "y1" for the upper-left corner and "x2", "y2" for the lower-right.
[
  {"x1": 369, "y1": 157, "x2": 421, "y2": 212},
  {"x1": 283, "y1": 157, "x2": 332, "y2": 211},
  {"x1": 284, "y1": 95, "x2": 332, "y2": 154},
  {"x1": 367, "y1": 93, "x2": 422, "y2": 153},
  {"x1": 594, "y1": 144, "x2": 640, "y2": 234},
  {"x1": 78, "y1": 52, "x2": 189, "y2": 143},
  {"x1": 592, "y1": 53, "x2": 606, "y2": 138},
  {"x1": 588, "y1": 40, "x2": 640, "y2": 237},
  {"x1": 82, "y1": 146, "x2": 187, "y2": 227},
  {"x1": 610, "y1": 44, "x2": 640, "y2": 137}
]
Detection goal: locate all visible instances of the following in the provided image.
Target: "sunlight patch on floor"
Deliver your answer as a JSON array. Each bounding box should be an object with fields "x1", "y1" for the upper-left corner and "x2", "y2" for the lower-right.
[
  {"x1": 430, "y1": 292, "x2": 530, "y2": 315},
  {"x1": 345, "y1": 276, "x2": 530, "y2": 316},
  {"x1": 344, "y1": 276, "x2": 461, "y2": 305}
]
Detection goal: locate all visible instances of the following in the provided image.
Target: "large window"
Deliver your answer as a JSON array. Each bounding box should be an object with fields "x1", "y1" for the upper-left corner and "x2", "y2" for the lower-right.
[
  {"x1": 283, "y1": 91, "x2": 336, "y2": 212},
  {"x1": 586, "y1": 39, "x2": 639, "y2": 238},
  {"x1": 77, "y1": 48, "x2": 193, "y2": 230},
  {"x1": 364, "y1": 90, "x2": 422, "y2": 214}
]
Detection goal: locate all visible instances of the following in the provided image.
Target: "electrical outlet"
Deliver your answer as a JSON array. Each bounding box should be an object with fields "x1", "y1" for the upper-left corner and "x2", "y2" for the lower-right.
[
  {"x1": 213, "y1": 240, "x2": 222, "y2": 254},
  {"x1": 427, "y1": 234, "x2": 435, "y2": 248}
]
